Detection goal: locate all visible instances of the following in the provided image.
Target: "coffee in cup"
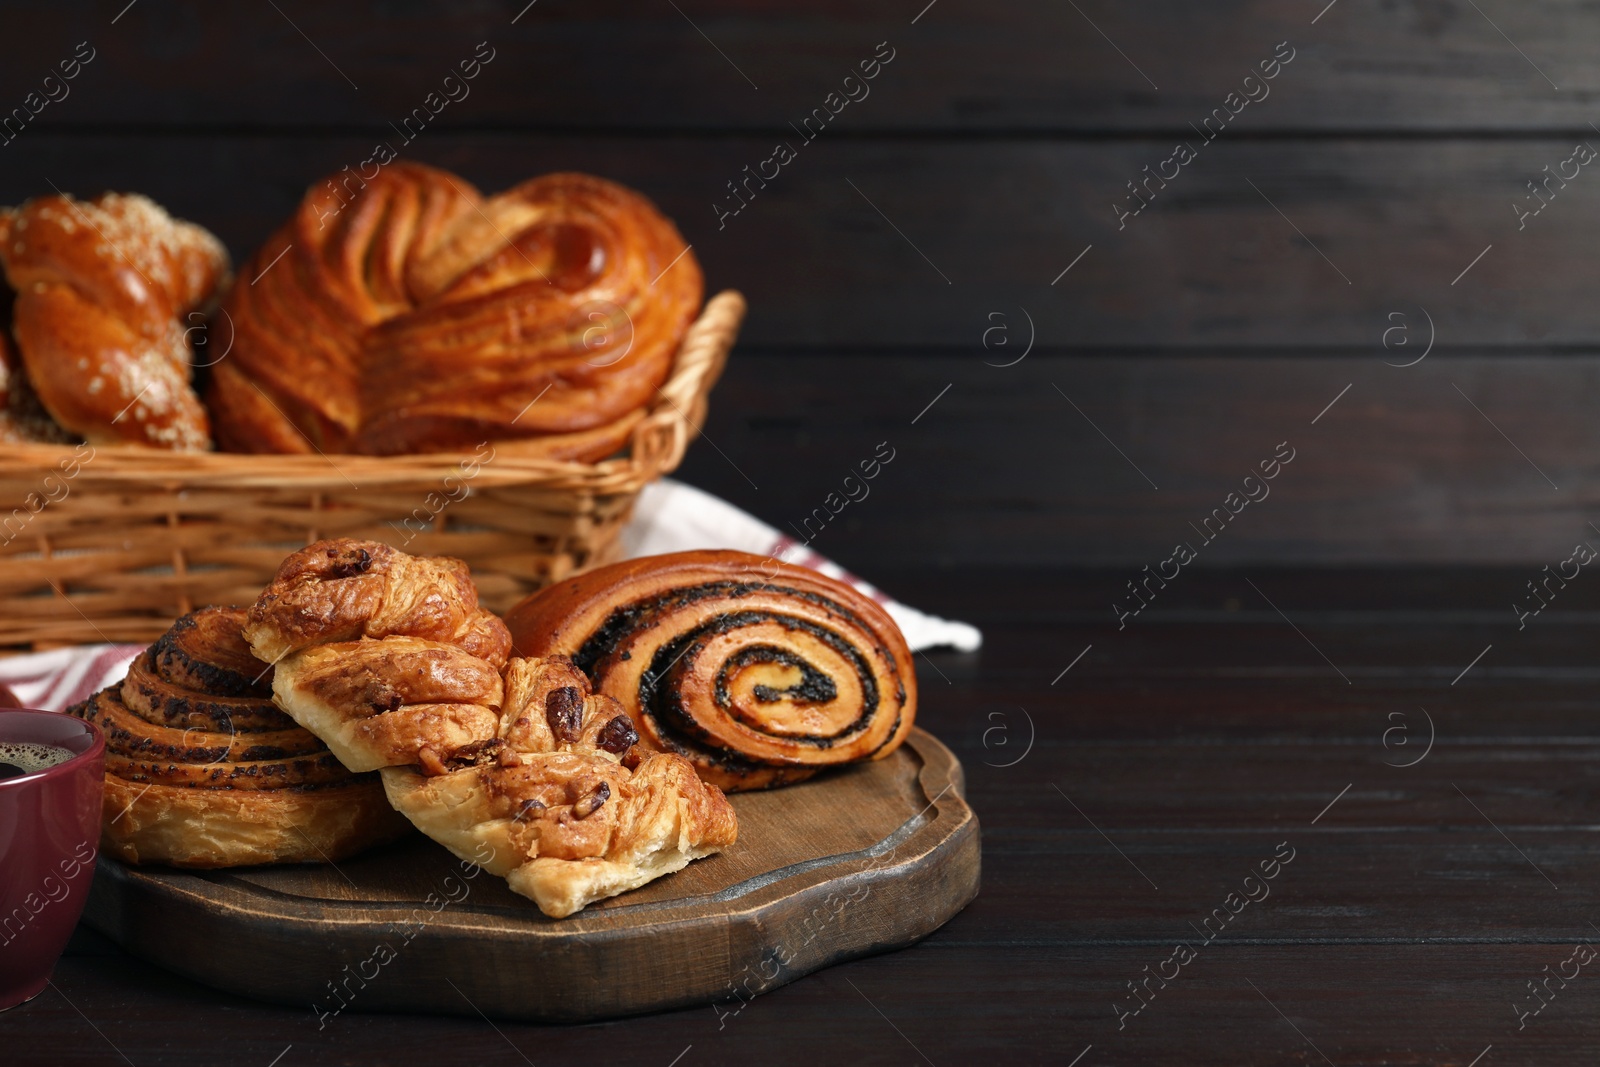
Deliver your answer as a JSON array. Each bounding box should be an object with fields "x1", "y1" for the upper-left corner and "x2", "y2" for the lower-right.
[
  {"x1": 0, "y1": 742, "x2": 76, "y2": 781},
  {"x1": 0, "y1": 710, "x2": 105, "y2": 1011}
]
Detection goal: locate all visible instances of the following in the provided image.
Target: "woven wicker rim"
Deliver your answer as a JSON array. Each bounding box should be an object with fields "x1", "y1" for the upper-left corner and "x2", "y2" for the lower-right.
[{"x1": 0, "y1": 290, "x2": 747, "y2": 495}]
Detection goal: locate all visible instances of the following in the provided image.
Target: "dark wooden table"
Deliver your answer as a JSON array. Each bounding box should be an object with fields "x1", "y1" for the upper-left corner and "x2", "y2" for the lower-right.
[
  {"x1": 8, "y1": 564, "x2": 1595, "y2": 1065},
  {"x1": 3, "y1": 5, "x2": 1597, "y2": 1059}
]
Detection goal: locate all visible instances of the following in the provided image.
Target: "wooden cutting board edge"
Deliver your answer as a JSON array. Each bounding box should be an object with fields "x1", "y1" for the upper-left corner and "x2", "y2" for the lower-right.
[{"x1": 81, "y1": 728, "x2": 981, "y2": 1023}]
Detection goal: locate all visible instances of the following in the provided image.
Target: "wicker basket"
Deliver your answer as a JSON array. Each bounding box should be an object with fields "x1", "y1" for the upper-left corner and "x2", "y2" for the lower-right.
[{"x1": 0, "y1": 290, "x2": 746, "y2": 647}]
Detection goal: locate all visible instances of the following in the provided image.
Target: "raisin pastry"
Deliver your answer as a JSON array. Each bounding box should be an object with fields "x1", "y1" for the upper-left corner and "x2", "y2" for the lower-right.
[
  {"x1": 382, "y1": 656, "x2": 737, "y2": 918},
  {"x1": 246, "y1": 538, "x2": 737, "y2": 917}
]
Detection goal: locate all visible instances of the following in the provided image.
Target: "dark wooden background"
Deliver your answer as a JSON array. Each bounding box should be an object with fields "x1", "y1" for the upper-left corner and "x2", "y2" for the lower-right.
[
  {"x1": 9, "y1": 5, "x2": 1600, "y2": 1066},
  {"x1": 5, "y1": 0, "x2": 1595, "y2": 572}
]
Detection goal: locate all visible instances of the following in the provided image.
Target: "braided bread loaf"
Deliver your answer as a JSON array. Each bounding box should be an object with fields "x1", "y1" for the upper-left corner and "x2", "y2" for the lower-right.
[
  {"x1": 0, "y1": 192, "x2": 227, "y2": 449},
  {"x1": 210, "y1": 163, "x2": 702, "y2": 458}
]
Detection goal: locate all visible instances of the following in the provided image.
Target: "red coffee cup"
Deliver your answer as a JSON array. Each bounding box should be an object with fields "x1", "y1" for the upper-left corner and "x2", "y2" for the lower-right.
[{"x1": 0, "y1": 709, "x2": 104, "y2": 1011}]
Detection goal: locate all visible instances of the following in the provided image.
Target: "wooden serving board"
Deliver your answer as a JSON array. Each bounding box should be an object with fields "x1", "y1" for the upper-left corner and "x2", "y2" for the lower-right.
[{"x1": 81, "y1": 728, "x2": 978, "y2": 1023}]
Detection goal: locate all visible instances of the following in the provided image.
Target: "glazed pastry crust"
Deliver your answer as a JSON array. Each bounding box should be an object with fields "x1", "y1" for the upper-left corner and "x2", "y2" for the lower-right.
[
  {"x1": 244, "y1": 539, "x2": 511, "y2": 667},
  {"x1": 503, "y1": 549, "x2": 917, "y2": 792},
  {"x1": 248, "y1": 537, "x2": 738, "y2": 917},
  {"x1": 71, "y1": 605, "x2": 411, "y2": 868},
  {"x1": 372, "y1": 658, "x2": 738, "y2": 917},
  {"x1": 149, "y1": 605, "x2": 279, "y2": 697},
  {"x1": 383, "y1": 751, "x2": 735, "y2": 918},
  {"x1": 100, "y1": 772, "x2": 406, "y2": 869},
  {"x1": 209, "y1": 163, "x2": 701, "y2": 458},
  {"x1": 120, "y1": 651, "x2": 298, "y2": 733},
  {"x1": 268, "y1": 637, "x2": 503, "y2": 772},
  {"x1": 0, "y1": 192, "x2": 227, "y2": 450},
  {"x1": 82, "y1": 678, "x2": 320, "y2": 762}
]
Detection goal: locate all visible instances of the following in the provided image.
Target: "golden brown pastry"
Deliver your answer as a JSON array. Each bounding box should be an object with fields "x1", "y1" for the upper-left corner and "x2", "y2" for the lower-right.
[
  {"x1": 0, "y1": 192, "x2": 227, "y2": 450},
  {"x1": 209, "y1": 163, "x2": 702, "y2": 458},
  {"x1": 94, "y1": 772, "x2": 401, "y2": 869},
  {"x1": 247, "y1": 538, "x2": 737, "y2": 917},
  {"x1": 382, "y1": 656, "x2": 738, "y2": 918},
  {"x1": 254, "y1": 636, "x2": 504, "y2": 773},
  {"x1": 243, "y1": 538, "x2": 512, "y2": 667},
  {"x1": 504, "y1": 550, "x2": 917, "y2": 792},
  {"x1": 68, "y1": 605, "x2": 409, "y2": 868}
]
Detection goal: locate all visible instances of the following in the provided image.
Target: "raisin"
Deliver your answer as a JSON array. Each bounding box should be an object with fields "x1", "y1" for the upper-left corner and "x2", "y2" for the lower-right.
[
  {"x1": 513, "y1": 797, "x2": 547, "y2": 822},
  {"x1": 573, "y1": 781, "x2": 610, "y2": 819},
  {"x1": 596, "y1": 714, "x2": 638, "y2": 755},
  {"x1": 329, "y1": 548, "x2": 372, "y2": 579},
  {"x1": 545, "y1": 686, "x2": 583, "y2": 743},
  {"x1": 447, "y1": 738, "x2": 502, "y2": 769}
]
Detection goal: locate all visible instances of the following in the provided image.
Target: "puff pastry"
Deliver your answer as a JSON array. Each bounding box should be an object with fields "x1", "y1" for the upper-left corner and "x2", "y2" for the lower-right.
[
  {"x1": 247, "y1": 539, "x2": 737, "y2": 917},
  {"x1": 242, "y1": 539, "x2": 511, "y2": 667},
  {"x1": 504, "y1": 550, "x2": 917, "y2": 792},
  {"x1": 68, "y1": 606, "x2": 408, "y2": 868}
]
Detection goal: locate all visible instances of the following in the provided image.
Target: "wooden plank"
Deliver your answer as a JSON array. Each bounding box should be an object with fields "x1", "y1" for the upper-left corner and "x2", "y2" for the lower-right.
[
  {"x1": 893, "y1": 631, "x2": 1600, "y2": 951},
  {"x1": 871, "y1": 565, "x2": 1600, "y2": 617},
  {"x1": 961, "y1": 740, "x2": 1600, "y2": 834},
  {"x1": 676, "y1": 352, "x2": 1600, "y2": 567},
  {"x1": 3, "y1": 135, "x2": 1596, "y2": 349},
  {"x1": 917, "y1": 621, "x2": 1592, "y2": 679},
  {"x1": 966, "y1": 830, "x2": 1600, "y2": 943},
  {"x1": 923, "y1": 672, "x2": 1600, "y2": 748},
  {"x1": 4, "y1": 1, "x2": 1598, "y2": 132},
  {"x1": 31, "y1": 941, "x2": 1600, "y2": 1064}
]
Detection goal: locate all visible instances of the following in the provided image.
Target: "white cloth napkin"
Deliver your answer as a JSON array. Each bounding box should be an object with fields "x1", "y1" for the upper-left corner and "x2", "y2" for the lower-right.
[{"x1": 0, "y1": 479, "x2": 981, "y2": 712}]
